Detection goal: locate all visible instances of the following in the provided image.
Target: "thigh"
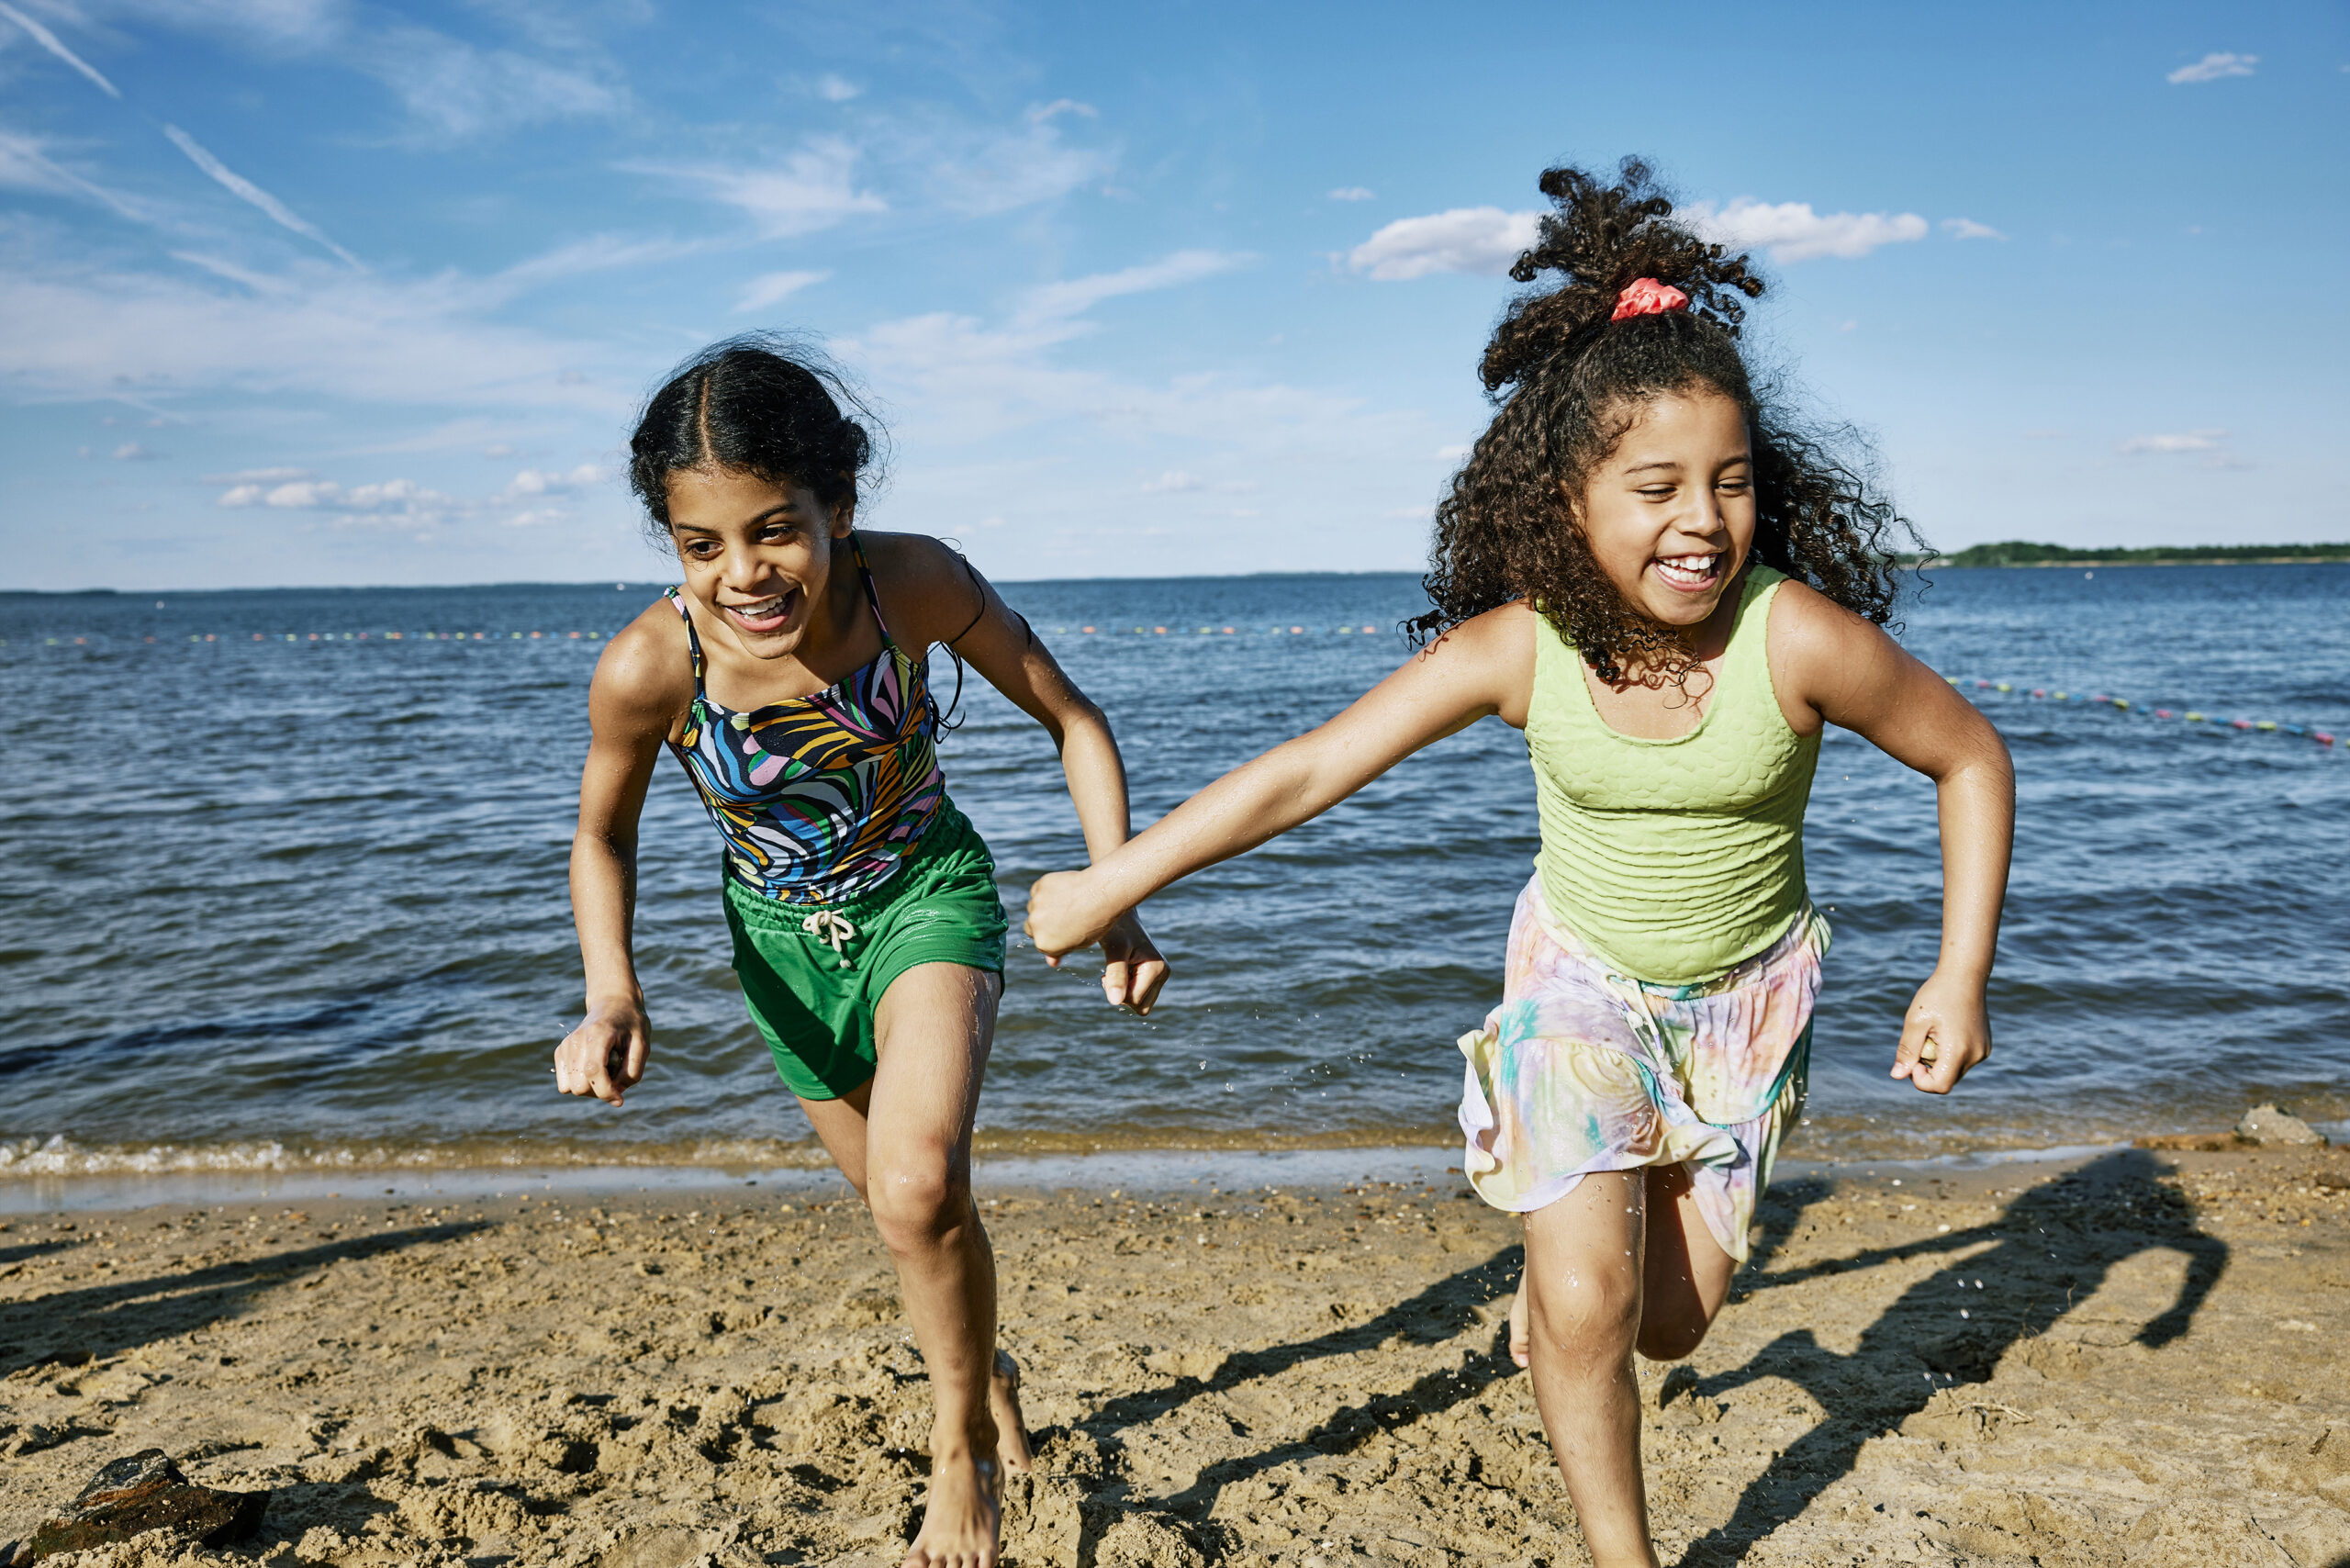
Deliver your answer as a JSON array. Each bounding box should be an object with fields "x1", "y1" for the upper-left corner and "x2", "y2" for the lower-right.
[
  {"x1": 797, "y1": 1078, "x2": 877, "y2": 1197},
  {"x1": 865, "y1": 962, "x2": 1002, "y2": 1175},
  {"x1": 1639, "y1": 1162, "x2": 1738, "y2": 1350}
]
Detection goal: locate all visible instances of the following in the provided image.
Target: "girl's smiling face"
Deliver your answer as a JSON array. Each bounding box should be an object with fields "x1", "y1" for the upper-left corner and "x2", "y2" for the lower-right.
[
  {"x1": 1570, "y1": 387, "x2": 1757, "y2": 634},
  {"x1": 664, "y1": 465, "x2": 853, "y2": 658}
]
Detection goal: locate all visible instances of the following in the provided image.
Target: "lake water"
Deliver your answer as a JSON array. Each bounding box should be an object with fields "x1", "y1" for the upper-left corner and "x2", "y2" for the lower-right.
[{"x1": 1, "y1": 564, "x2": 2344, "y2": 1182}]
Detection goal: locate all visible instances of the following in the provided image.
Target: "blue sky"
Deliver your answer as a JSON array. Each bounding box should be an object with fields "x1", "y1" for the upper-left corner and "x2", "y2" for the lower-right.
[{"x1": 1, "y1": 0, "x2": 2343, "y2": 589}]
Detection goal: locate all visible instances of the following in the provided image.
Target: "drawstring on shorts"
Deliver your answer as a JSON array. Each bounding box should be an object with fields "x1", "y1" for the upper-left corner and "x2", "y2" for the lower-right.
[{"x1": 801, "y1": 910, "x2": 858, "y2": 969}]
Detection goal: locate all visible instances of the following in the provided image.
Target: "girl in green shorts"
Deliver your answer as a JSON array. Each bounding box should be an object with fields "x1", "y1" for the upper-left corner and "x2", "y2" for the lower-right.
[
  {"x1": 554, "y1": 337, "x2": 1166, "y2": 1568},
  {"x1": 1024, "y1": 162, "x2": 2015, "y2": 1567}
]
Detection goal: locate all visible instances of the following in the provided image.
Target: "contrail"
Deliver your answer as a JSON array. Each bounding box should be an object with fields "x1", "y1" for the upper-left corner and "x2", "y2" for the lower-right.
[
  {"x1": 162, "y1": 123, "x2": 365, "y2": 271},
  {"x1": 0, "y1": 1, "x2": 120, "y2": 98}
]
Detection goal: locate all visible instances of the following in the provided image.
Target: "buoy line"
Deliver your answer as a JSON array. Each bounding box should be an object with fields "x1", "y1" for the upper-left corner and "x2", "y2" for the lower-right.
[{"x1": 1948, "y1": 676, "x2": 2338, "y2": 748}]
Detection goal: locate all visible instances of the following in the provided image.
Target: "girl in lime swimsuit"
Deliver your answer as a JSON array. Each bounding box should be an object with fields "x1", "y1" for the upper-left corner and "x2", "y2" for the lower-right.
[
  {"x1": 1024, "y1": 162, "x2": 2014, "y2": 1568},
  {"x1": 555, "y1": 337, "x2": 1166, "y2": 1568}
]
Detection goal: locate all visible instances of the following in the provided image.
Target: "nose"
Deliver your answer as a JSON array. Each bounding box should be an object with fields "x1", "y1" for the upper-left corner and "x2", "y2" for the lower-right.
[{"x1": 718, "y1": 541, "x2": 772, "y2": 593}]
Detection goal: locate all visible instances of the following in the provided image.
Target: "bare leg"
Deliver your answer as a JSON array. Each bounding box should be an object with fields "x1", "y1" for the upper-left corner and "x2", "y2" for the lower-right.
[
  {"x1": 1505, "y1": 1161, "x2": 1738, "y2": 1370},
  {"x1": 792, "y1": 962, "x2": 1021, "y2": 1568},
  {"x1": 1634, "y1": 1161, "x2": 1738, "y2": 1361},
  {"x1": 1521, "y1": 1170, "x2": 1655, "y2": 1568}
]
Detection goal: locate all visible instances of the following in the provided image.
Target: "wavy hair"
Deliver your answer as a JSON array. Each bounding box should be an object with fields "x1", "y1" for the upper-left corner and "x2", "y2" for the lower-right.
[
  {"x1": 628, "y1": 333, "x2": 887, "y2": 544},
  {"x1": 1406, "y1": 159, "x2": 1921, "y2": 683}
]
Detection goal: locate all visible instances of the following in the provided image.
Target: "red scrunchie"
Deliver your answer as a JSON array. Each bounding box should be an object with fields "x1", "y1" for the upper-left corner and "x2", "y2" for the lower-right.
[{"x1": 1611, "y1": 277, "x2": 1690, "y2": 321}]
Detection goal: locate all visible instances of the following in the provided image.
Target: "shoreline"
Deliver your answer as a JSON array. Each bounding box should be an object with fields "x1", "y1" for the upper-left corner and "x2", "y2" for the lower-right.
[{"x1": 0, "y1": 1132, "x2": 2318, "y2": 1215}]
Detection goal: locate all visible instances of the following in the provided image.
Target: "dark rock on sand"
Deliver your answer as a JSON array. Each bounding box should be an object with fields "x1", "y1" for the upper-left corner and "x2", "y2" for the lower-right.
[{"x1": 27, "y1": 1449, "x2": 266, "y2": 1559}]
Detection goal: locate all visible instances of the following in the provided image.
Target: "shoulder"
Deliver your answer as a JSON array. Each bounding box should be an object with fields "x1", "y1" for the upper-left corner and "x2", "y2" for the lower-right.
[
  {"x1": 589, "y1": 596, "x2": 695, "y2": 732},
  {"x1": 1409, "y1": 601, "x2": 1538, "y2": 726},
  {"x1": 1761, "y1": 576, "x2": 1903, "y2": 722},
  {"x1": 858, "y1": 531, "x2": 985, "y2": 645}
]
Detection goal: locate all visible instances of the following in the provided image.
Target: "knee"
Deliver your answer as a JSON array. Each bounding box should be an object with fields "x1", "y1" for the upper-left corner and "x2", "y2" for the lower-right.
[
  {"x1": 1527, "y1": 1268, "x2": 1643, "y2": 1373},
  {"x1": 866, "y1": 1158, "x2": 971, "y2": 1253}
]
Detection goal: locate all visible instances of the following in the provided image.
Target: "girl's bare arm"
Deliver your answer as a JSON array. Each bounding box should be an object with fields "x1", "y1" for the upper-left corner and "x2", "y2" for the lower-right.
[
  {"x1": 1774, "y1": 585, "x2": 2016, "y2": 1094},
  {"x1": 1024, "y1": 603, "x2": 1536, "y2": 958},
  {"x1": 877, "y1": 535, "x2": 1170, "y2": 1012},
  {"x1": 556, "y1": 608, "x2": 690, "y2": 1106}
]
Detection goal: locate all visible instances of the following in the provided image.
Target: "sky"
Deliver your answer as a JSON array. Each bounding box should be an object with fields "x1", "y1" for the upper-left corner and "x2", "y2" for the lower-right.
[{"x1": 1, "y1": 0, "x2": 2344, "y2": 590}]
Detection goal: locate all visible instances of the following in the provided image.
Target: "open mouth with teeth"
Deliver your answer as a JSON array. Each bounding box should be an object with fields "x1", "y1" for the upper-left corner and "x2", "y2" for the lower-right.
[
  {"x1": 721, "y1": 588, "x2": 800, "y2": 634},
  {"x1": 1651, "y1": 552, "x2": 1726, "y2": 593}
]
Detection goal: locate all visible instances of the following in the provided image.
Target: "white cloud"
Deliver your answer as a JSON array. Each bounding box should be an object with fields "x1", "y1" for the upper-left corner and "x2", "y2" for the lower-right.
[
  {"x1": 2121, "y1": 429, "x2": 2225, "y2": 454},
  {"x1": 1327, "y1": 186, "x2": 1375, "y2": 202},
  {"x1": 1141, "y1": 470, "x2": 1201, "y2": 492},
  {"x1": 1942, "y1": 217, "x2": 2006, "y2": 241},
  {"x1": 1347, "y1": 206, "x2": 1541, "y2": 281},
  {"x1": 1016, "y1": 249, "x2": 1248, "y2": 326},
  {"x1": 364, "y1": 26, "x2": 620, "y2": 143},
  {"x1": 502, "y1": 462, "x2": 604, "y2": 498},
  {"x1": 162, "y1": 124, "x2": 364, "y2": 269},
  {"x1": 2168, "y1": 52, "x2": 2256, "y2": 84},
  {"x1": 0, "y1": 2, "x2": 121, "y2": 97},
  {"x1": 481, "y1": 443, "x2": 517, "y2": 458},
  {"x1": 814, "y1": 73, "x2": 861, "y2": 102},
  {"x1": 1681, "y1": 198, "x2": 1928, "y2": 262},
  {"x1": 635, "y1": 137, "x2": 886, "y2": 239},
  {"x1": 733, "y1": 268, "x2": 829, "y2": 314},
  {"x1": 111, "y1": 441, "x2": 157, "y2": 460},
  {"x1": 0, "y1": 129, "x2": 149, "y2": 222},
  {"x1": 1027, "y1": 98, "x2": 1098, "y2": 124},
  {"x1": 909, "y1": 115, "x2": 1117, "y2": 218},
  {"x1": 207, "y1": 465, "x2": 311, "y2": 485},
  {"x1": 496, "y1": 234, "x2": 710, "y2": 287}
]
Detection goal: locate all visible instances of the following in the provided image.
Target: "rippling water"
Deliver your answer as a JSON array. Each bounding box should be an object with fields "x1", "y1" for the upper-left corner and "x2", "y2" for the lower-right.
[{"x1": 1, "y1": 564, "x2": 2344, "y2": 1179}]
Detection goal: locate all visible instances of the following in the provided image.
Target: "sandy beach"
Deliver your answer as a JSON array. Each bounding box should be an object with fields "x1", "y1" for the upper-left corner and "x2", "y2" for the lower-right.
[{"x1": 2, "y1": 1140, "x2": 2345, "y2": 1568}]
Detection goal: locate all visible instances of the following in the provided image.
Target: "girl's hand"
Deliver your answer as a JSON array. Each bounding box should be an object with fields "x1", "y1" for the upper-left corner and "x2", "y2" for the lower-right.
[
  {"x1": 554, "y1": 1001, "x2": 651, "y2": 1107},
  {"x1": 1098, "y1": 911, "x2": 1169, "y2": 1015},
  {"x1": 1892, "y1": 969, "x2": 1990, "y2": 1094},
  {"x1": 1024, "y1": 868, "x2": 1119, "y2": 958}
]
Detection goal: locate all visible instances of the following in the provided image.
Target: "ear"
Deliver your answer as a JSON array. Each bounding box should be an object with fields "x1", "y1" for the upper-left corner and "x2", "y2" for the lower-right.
[{"x1": 828, "y1": 495, "x2": 856, "y2": 538}]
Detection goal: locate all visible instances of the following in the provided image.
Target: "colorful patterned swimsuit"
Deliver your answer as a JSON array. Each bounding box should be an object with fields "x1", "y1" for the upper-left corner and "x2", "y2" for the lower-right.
[{"x1": 666, "y1": 536, "x2": 946, "y2": 906}]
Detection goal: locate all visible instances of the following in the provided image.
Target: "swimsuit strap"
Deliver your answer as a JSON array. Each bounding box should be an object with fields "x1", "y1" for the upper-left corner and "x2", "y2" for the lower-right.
[
  {"x1": 847, "y1": 532, "x2": 897, "y2": 652},
  {"x1": 665, "y1": 586, "x2": 708, "y2": 691}
]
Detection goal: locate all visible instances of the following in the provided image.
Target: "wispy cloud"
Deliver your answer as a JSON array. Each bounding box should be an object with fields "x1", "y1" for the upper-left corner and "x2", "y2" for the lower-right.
[
  {"x1": 0, "y1": 129, "x2": 149, "y2": 221},
  {"x1": 364, "y1": 26, "x2": 621, "y2": 144},
  {"x1": 1016, "y1": 250, "x2": 1248, "y2": 326},
  {"x1": 501, "y1": 462, "x2": 604, "y2": 498},
  {"x1": 0, "y1": 1, "x2": 121, "y2": 96},
  {"x1": 111, "y1": 441, "x2": 158, "y2": 460},
  {"x1": 1942, "y1": 217, "x2": 2006, "y2": 241},
  {"x1": 1027, "y1": 98, "x2": 1097, "y2": 124},
  {"x1": 2121, "y1": 429, "x2": 2225, "y2": 454},
  {"x1": 495, "y1": 233, "x2": 711, "y2": 288},
  {"x1": 2168, "y1": 52, "x2": 2256, "y2": 84},
  {"x1": 733, "y1": 269, "x2": 829, "y2": 314},
  {"x1": 162, "y1": 124, "x2": 364, "y2": 269},
  {"x1": 1327, "y1": 186, "x2": 1375, "y2": 202},
  {"x1": 1141, "y1": 469, "x2": 1201, "y2": 492},
  {"x1": 634, "y1": 137, "x2": 887, "y2": 239},
  {"x1": 1681, "y1": 198, "x2": 1928, "y2": 262},
  {"x1": 1348, "y1": 206, "x2": 1540, "y2": 281},
  {"x1": 814, "y1": 73, "x2": 861, "y2": 102}
]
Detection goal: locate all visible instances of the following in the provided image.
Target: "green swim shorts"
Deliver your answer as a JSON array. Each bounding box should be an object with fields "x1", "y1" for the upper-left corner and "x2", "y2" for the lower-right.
[{"x1": 722, "y1": 804, "x2": 1008, "y2": 1101}]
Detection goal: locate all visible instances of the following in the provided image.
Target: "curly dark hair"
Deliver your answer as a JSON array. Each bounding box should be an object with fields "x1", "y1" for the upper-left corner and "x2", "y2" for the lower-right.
[
  {"x1": 1407, "y1": 159, "x2": 1921, "y2": 683},
  {"x1": 628, "y1": 332, "x2": 887, "y2": 545}
]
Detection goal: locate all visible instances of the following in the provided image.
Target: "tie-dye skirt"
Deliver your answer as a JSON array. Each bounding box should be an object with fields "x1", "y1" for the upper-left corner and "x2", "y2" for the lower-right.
[{"x1": 1456, "y1": 879, "x2": 1829, "y2": 1262}]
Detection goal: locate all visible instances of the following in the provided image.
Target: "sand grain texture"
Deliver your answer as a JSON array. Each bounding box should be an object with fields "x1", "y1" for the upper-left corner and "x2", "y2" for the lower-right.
[{"x1": 1, "y1": 1145, "x2": 2346, "y2": 1567}]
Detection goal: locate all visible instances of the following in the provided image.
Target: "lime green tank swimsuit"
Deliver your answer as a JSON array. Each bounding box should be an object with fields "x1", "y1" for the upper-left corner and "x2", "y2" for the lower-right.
[{"x1": 1525, "y1": 563, "x2": 1818, "y2": 986}]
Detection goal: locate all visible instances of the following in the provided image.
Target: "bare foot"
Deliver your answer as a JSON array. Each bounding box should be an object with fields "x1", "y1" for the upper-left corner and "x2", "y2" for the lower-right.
[
  {"x1": 1508, "y1": 1286, "x2": 1530, "y2": 1369},
  {"x1": 990, "y1": 1350, "x2": 1035, "y2": 1473},
  {"x1": 902, "y1": 1450, "x2": 1001, "y2": 1568}
]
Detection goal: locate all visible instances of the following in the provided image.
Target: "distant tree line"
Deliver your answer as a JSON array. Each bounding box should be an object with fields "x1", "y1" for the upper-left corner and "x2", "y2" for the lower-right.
[{"x1": 1932, "y1": 540, "x2": 2350, "y2": 567}]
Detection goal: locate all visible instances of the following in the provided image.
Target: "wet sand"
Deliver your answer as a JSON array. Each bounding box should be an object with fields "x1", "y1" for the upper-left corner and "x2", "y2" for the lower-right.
[{"x1": 1, "y1": 1141, "x2": 2345, "y2": 1568}]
